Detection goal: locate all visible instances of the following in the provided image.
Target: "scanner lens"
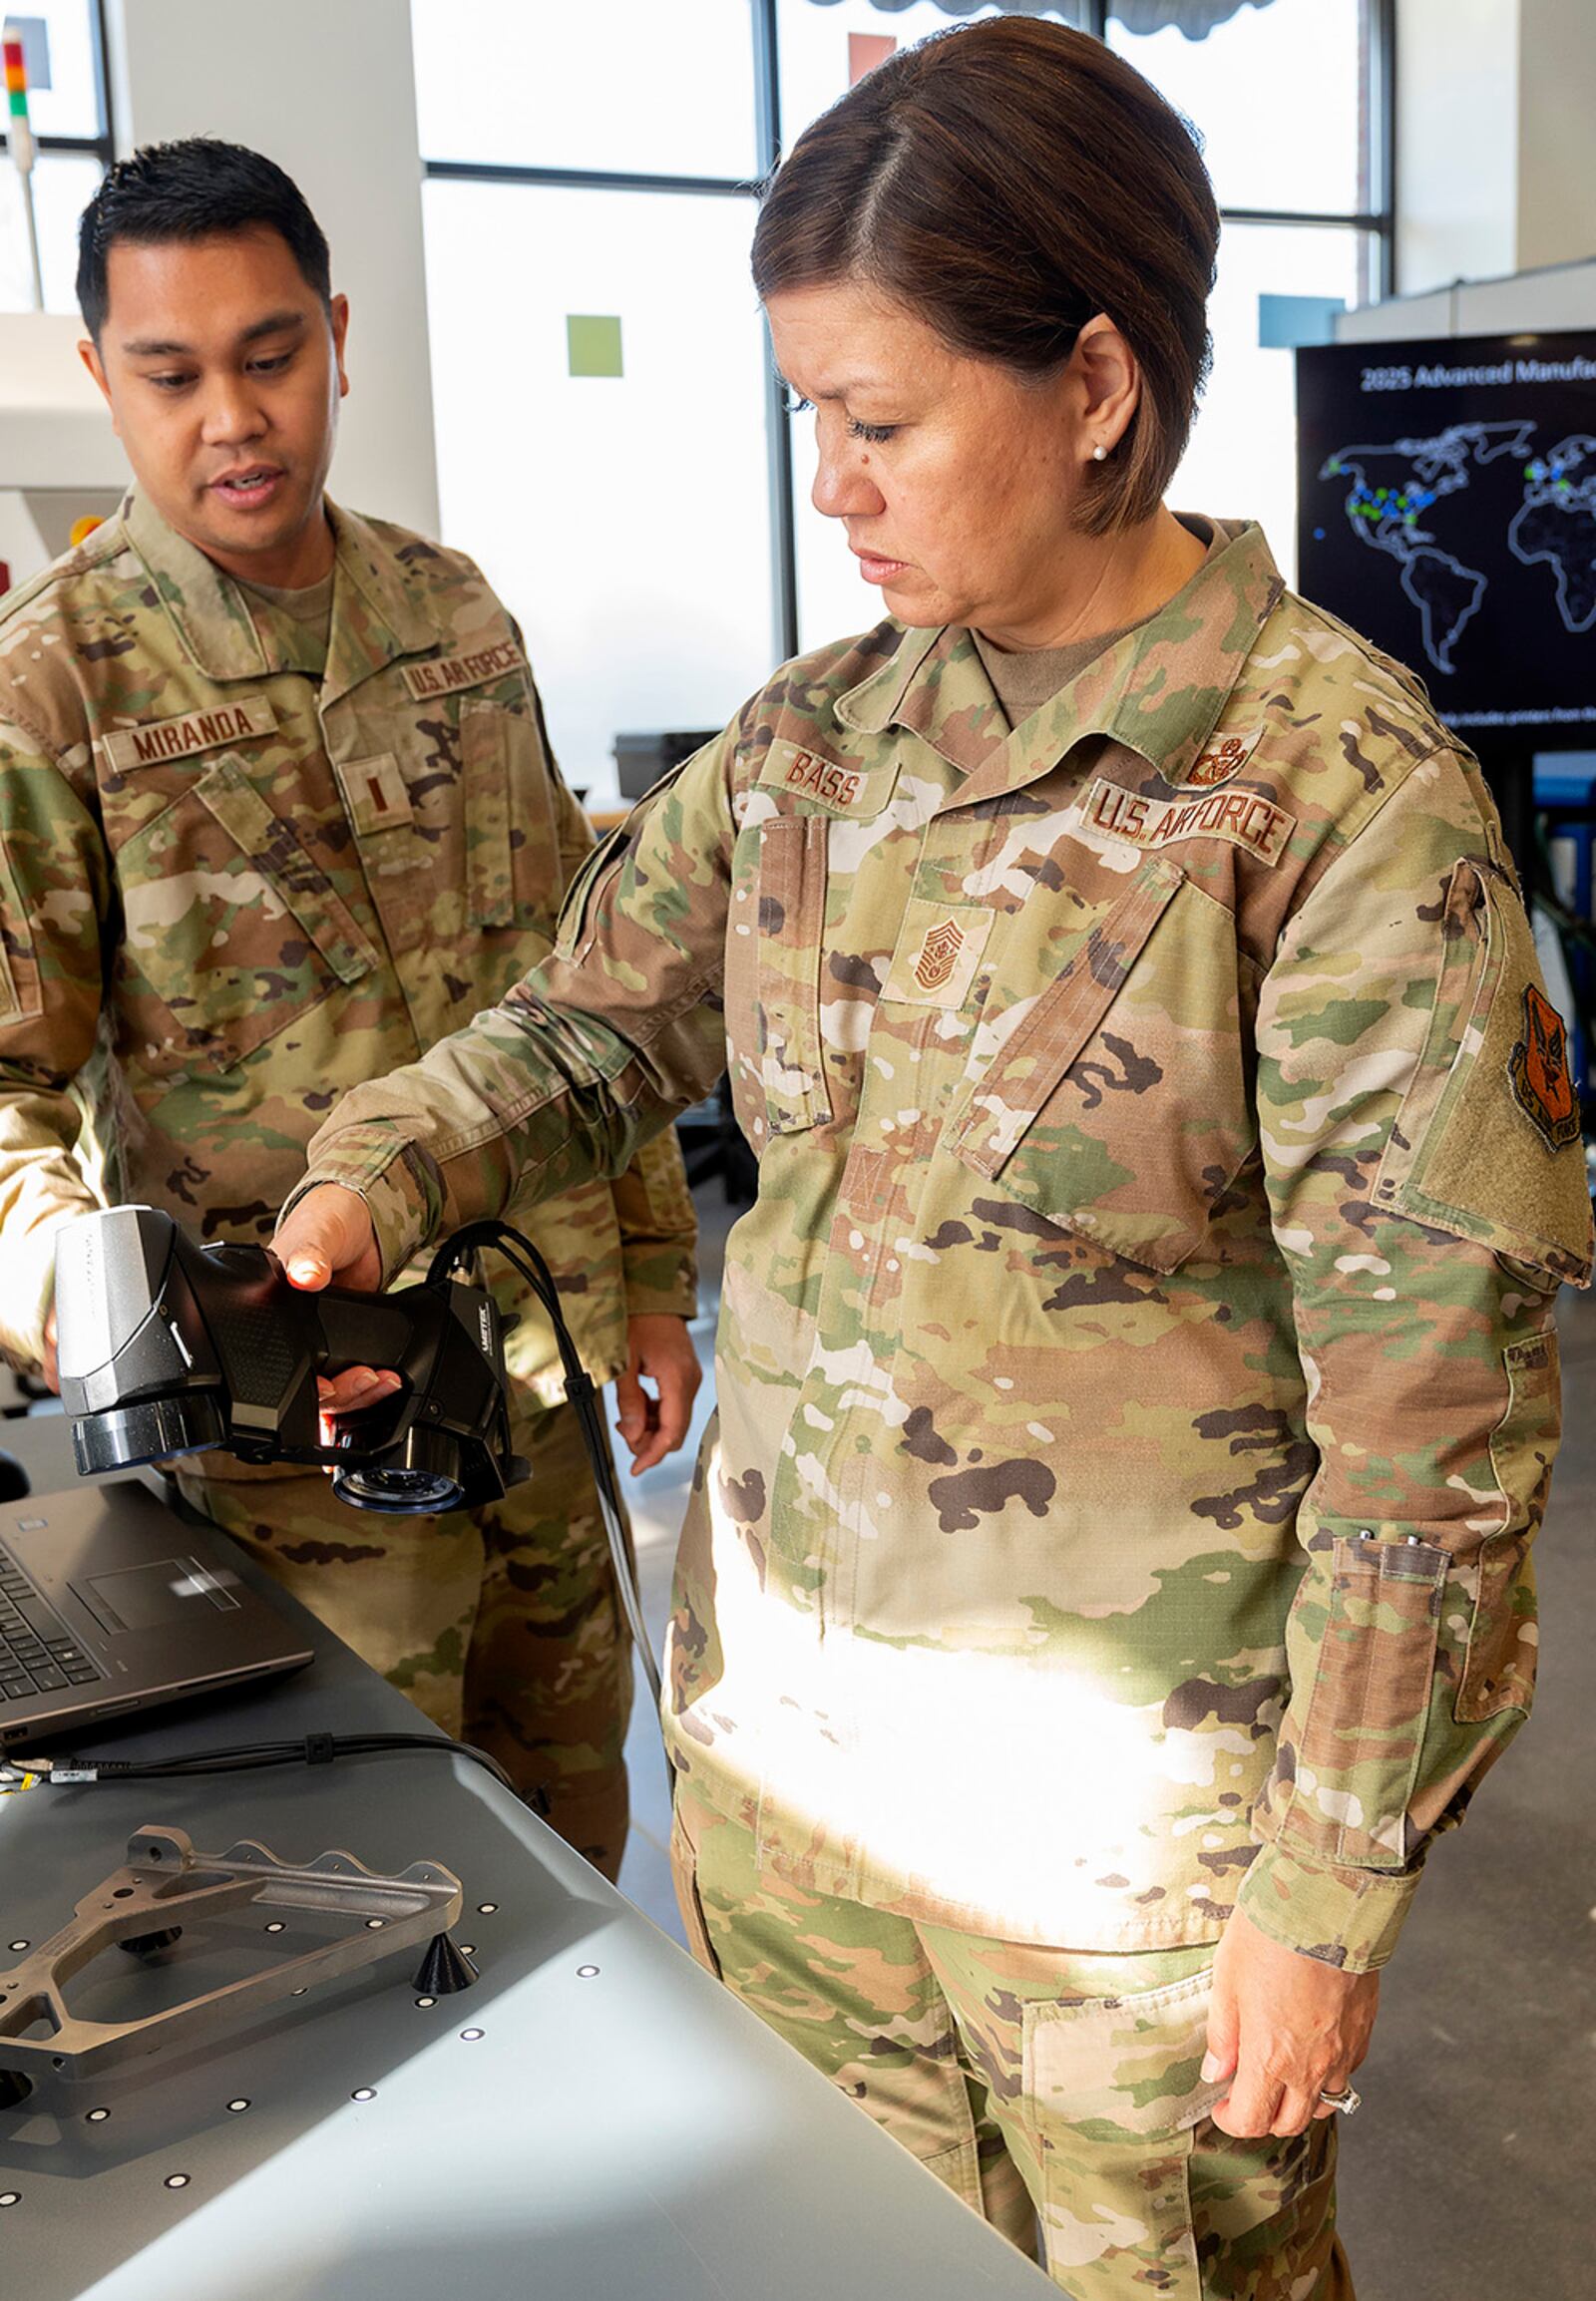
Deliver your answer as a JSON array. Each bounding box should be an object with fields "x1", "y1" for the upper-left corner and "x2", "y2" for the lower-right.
[{"x1": 330, "y1": 1465, "x2": 464, "y2": 1514}]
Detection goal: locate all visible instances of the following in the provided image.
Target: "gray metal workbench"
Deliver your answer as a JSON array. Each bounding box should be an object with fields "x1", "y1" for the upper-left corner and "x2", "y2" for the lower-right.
[{"x1": 0, "y1": 1481, "x2": 1047, "y2": 2300}]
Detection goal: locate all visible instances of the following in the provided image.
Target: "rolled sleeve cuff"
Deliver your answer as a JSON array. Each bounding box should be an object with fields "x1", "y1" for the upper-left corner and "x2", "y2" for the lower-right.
[
  {"x1": 280, "y1": 1129, "x2": 437, "y2": 1288},
  {"x1": 620, "y1": 1242, "x2": 698, "y2": 1322},
  {"x1": 1236, "y1": 1842, "x2": 1420, "y2": 1973}
]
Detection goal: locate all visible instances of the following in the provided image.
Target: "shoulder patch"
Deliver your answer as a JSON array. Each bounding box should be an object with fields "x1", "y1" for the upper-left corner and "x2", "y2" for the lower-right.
[{"x1": 1509, "y1": 983, "x2": 1582, "y2": 1150}]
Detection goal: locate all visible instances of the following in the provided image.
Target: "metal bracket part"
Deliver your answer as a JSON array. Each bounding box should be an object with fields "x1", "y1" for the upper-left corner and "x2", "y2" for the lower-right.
[{"x1": 0, "y1": 1824, "x2": 466, "y2": 2110}]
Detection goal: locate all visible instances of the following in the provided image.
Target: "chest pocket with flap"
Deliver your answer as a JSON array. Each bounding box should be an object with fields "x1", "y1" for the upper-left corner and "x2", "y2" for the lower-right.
[
  {"x1": 949, "y1": 857, "x2": 1259, "y2": 1274},
  {"x1": 115, "y1": 752, "x2": 379, "y2": 1071},
  {"x1": 458, "y1": 696, "x2": 562, "y2": 934}
]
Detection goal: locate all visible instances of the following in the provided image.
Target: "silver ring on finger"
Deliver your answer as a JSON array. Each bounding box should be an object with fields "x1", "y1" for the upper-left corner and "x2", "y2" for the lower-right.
[{"x1": 1318, "y1": 2084, "x2": 1362, "y2": 2115}]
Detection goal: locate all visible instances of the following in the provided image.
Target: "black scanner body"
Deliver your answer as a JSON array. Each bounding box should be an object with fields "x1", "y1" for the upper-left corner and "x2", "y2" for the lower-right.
[{"x1": 55, "y1": 1206, "x2": 528, "y2": 1514}]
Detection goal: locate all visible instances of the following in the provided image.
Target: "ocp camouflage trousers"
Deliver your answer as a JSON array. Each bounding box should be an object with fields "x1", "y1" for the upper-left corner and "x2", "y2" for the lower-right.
[
  {"x1": 671, "y1": 1786, "x2": 1352, "y2": 2299},
  {"x1": 180, "y1": 1393, "x2": 633, "y2": 1877}
]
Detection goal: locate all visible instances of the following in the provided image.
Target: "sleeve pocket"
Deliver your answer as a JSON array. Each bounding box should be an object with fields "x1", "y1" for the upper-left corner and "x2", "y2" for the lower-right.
[
  {"x1": 0, "y1": 852, "x2": 42, "y2": 1023},
  {"x1": 553, "y1": 822, "x2": 629, "y2": 965},
  {"x1": 1455, "y1": 1328, "x2": 1559, "y2": 1723},
  {"x1": 1283, "y1": 1536, "x2": 1448, "y2": 1870}
]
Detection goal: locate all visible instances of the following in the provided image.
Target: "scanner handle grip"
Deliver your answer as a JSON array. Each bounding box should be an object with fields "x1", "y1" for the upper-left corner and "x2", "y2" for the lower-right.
[{"x1": 309, "y1": 1288, "x2": 420, "y2": 1379}]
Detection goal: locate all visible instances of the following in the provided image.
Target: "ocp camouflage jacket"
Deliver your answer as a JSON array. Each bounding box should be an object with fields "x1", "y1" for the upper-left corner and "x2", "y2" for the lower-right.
[
  {"x1": 0, "y1": 490, "x2": 696, "y2": 1420},
  {"x1": 293, "y1": 521, "x2": 1592, "y2": 1964}
]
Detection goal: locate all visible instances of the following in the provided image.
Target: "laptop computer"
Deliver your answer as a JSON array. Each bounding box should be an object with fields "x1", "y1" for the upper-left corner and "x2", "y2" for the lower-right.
[{"x1": 0, "y1": 1478, "x2": 314, "y2": 1750}]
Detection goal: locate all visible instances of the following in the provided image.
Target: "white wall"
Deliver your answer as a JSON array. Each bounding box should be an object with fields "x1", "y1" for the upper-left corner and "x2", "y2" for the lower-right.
[
  {"x1": 1395, "y1": 0, "x2": 1518, "y2": 295},
  {"x1": 1395, "y1": 0, "x2": 1596, "y2": 299},
  {"x1": 1514, "y1": 0, "x2": 1596, "y2": 275},
  {"x1": 105, "y1": 0, "x2": 439, "y2": 539}
]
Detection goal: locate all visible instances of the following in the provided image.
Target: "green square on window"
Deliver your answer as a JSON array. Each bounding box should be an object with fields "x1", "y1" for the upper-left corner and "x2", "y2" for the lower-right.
[{"x1": 567, "y1": 314, "x2": 623, "y2": 378}]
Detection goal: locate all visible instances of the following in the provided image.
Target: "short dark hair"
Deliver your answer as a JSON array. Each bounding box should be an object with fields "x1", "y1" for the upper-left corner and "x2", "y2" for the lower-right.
[
  {"x1": 77, "y1": 138, "x2": 332, "y2": 341},
  {"x1": 751, "y1": 18, "x2": 1219, "y2": 535}
]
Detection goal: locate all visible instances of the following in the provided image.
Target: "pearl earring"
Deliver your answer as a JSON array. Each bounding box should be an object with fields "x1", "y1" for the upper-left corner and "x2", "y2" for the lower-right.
[{"x1": 1091, "y1": 443, "x2": 1108, "y2": 462}]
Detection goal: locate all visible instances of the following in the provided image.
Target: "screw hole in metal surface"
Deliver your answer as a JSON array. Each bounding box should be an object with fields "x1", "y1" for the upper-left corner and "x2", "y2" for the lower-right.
[
  {"x1": 290, "y1": 1987, "x2": 307, "y2": 1997},
  {"x1": 351, "y1": 2088, "x2": 376, "y2": 2103},
  {"x1": 476, "y1": 1902, "x2": 498, "y2": 1915},
  {"x1": 457, "y1": 1944, "x2": 475, "y2": 1956},
  {"x1": 86, "y1": 2109, "x2": 110, "y2": 2123},
  {"x1": 415, "y1": 1996, "x2": 436, "y2": 2009},
  {"x1": 364, "y1": 1918, "x2": 384, "y2": 1930},
  {"x1": 577, "y1": 1965, "x2": 600, "y2": 1979},
  {"x1": 7, "y1": 1942, "x2": 27, "y2": 1953},
  {"x1": 226, "y1": 2100, "x2": 249, "y2": 2113},
  {"x1": 263, "y1": 1921, "x2": 285, "y2": 1934},
  {"x1": 459, "y1": 2028, "x2": 485, "y2": 2042},
  {"x1": 164, "y1": 2174, "x2": 189, "y2": 2190},
  {"x1": 0, "y1": 2192, "x2": 18, "y2": 2207}
]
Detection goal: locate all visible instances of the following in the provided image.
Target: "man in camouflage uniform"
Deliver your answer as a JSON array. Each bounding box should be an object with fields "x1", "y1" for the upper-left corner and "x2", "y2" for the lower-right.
[
  {"x1": 279, "y1": 509, "x2": 1591, "y2": 2291},
  {"x1": 0, "y1": 141, "x2": 698, "y2": 1877}
]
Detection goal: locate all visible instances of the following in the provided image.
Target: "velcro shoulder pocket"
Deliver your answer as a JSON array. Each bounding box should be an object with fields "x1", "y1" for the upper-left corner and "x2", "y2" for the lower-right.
[{"x1": 1374, "y1": 858, "x2": 1593, "y2": 1288}]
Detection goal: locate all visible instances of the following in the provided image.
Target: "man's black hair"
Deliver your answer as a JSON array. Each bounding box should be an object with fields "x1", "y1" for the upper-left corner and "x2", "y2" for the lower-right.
[{"x1": 77, "y1": 138, "x2": 332, "y2": 341}]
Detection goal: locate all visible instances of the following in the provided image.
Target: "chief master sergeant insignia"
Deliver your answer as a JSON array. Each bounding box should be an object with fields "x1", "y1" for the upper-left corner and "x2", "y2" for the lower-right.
[
  {"x1": 1182, "y1": 726, "x2": 1261, "y2": 789},
  {"x1": 915, "y1": 918, "x2": 967, "y2": 993},
  {"x1": 1509, "y1": 982, "x2": 1582, "y2": 1149}
]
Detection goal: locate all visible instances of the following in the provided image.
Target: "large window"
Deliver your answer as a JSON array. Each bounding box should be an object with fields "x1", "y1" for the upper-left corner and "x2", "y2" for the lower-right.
[
  {"x1": 416, "y1": 0, "x2": 1393, "y2": 800},
  {"x1": 0, "y1": 1, "x2": 113, "y2": 312}
]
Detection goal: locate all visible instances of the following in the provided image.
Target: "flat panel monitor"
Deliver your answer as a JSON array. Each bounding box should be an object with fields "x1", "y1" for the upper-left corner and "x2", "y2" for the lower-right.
[{"x1": 1296, "y1": 330, "x2": 1596, "y2": 749}]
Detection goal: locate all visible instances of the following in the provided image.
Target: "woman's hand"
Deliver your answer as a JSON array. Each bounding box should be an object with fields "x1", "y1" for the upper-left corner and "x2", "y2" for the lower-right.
[
  {"x1": 1202, "y1": 1906, "x2": 1379, "y2": 2136},
  {"x1": 272, "y1": 1185, "x2": 398, "y2": 1418}
]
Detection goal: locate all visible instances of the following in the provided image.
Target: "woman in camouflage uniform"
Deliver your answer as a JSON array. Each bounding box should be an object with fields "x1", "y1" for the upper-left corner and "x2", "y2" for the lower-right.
[{"x1": 277, "y1": 21, "x2": 1591, "y2": 2295}]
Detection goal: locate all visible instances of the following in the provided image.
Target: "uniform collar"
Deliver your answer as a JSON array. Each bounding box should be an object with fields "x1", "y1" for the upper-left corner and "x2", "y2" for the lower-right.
[
  {"x1": 833, "y1": 520, "x2": 1286, "y2": 802},
  {"x1": 121, "y1": 488, "x2": 440, "y2": 701}
]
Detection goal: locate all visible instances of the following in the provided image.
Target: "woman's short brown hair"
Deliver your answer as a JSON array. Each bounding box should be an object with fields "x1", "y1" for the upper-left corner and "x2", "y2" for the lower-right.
[{"x1": 751, "y1": 17, "x2": 1219, "y2": 535}]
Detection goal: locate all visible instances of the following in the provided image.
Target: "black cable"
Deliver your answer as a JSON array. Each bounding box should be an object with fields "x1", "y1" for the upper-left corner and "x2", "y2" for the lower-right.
[
  {"x1": 2, "y1": 1731, "x2": 532, "y2": 1803},
  {"x1": 428, "y1": 1221, "x2": 665, "y2": 1708}
]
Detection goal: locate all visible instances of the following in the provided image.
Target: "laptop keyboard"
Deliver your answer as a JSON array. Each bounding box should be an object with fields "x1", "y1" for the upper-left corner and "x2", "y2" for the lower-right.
[{"x1": 0, "y1": 1553, "x2": 105, "y2": 1703}]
